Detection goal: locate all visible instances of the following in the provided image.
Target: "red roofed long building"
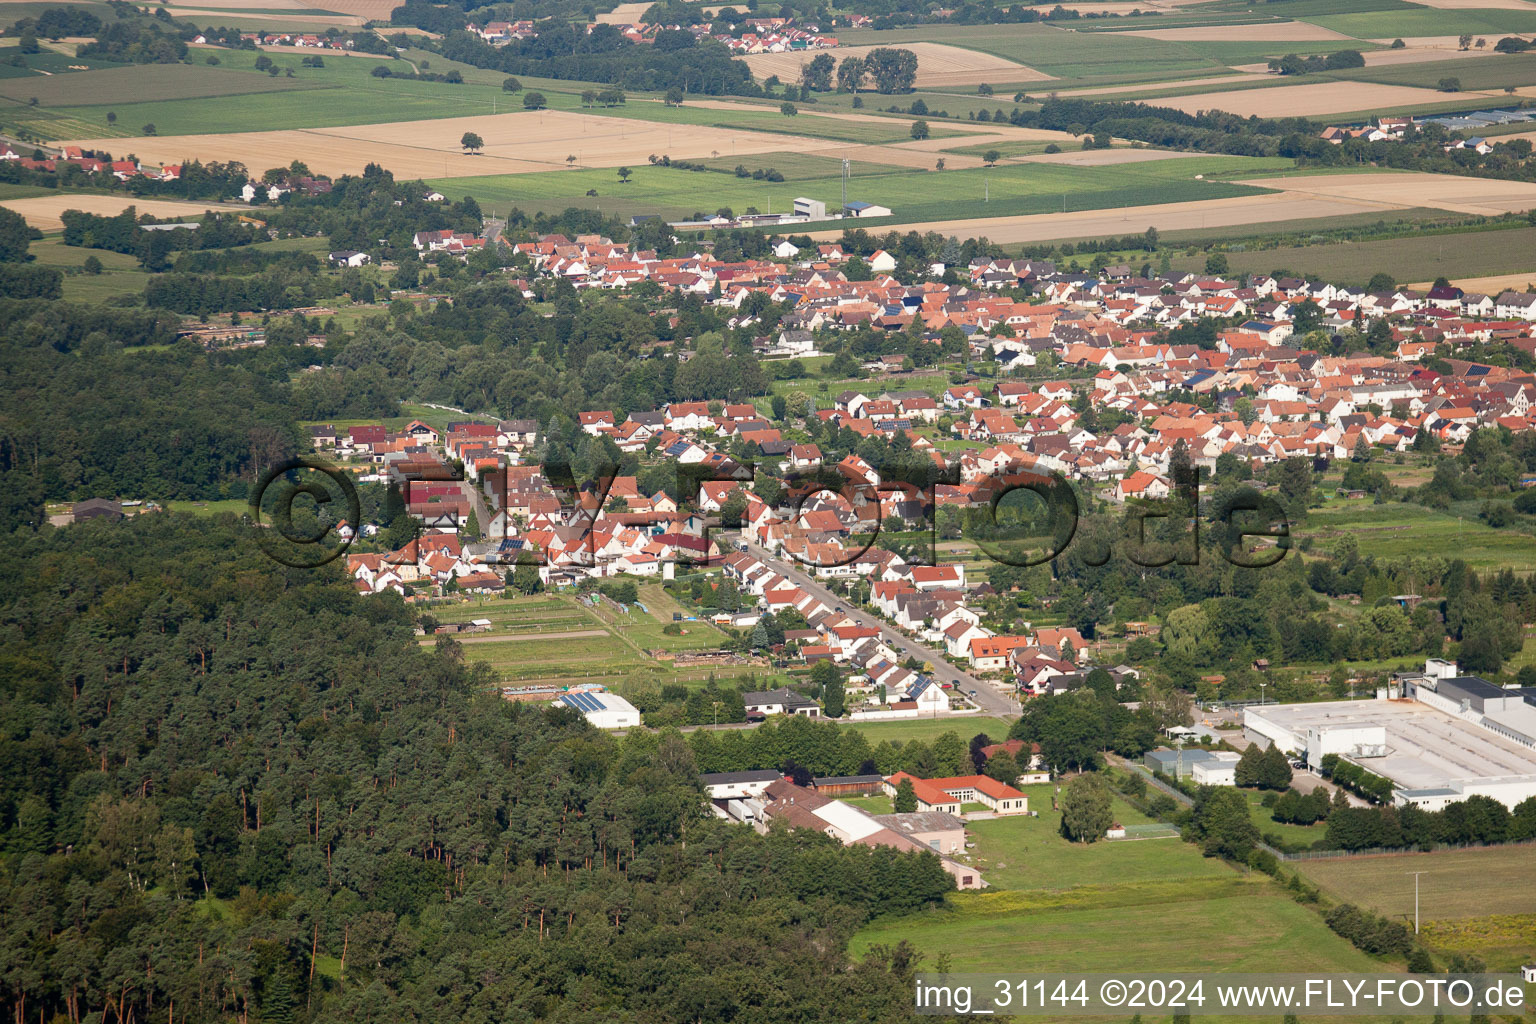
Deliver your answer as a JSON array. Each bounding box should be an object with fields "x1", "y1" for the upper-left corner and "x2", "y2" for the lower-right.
[{"x1": 882, "y1": 772, "x2": 1029, "y2": 816}]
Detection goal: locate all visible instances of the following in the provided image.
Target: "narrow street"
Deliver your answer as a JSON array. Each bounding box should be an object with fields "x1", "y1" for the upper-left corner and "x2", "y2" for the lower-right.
[{"x1": 741, "y1": 538, "x2": 1021, "y2": 719}]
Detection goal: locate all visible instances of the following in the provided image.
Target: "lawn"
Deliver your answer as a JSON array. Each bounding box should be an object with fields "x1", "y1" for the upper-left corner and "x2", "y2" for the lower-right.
[
  {"x1": 958, "y1": 782, "x2": 1227, "y2": 890},
  {"x1": 851, "y1": 883, "x2": 1386, "y2": 982},
  {"x1": 1173, "y1": 223, "x2": 1536, "y2": 288},
  {"x1": 843, "y1": 716, "x2": 1014, "y2": 745}
]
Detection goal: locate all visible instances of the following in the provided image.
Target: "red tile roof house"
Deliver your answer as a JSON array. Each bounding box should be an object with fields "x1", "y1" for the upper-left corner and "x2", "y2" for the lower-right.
[{"x1": 882, "y1": 772, "x2": 1029, "y2": 816}]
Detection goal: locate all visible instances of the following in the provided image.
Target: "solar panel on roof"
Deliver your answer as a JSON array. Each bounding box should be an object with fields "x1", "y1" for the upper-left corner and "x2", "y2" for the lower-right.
[{"x1": 565, "y1": 692, "x2": 607, "y2": 713}]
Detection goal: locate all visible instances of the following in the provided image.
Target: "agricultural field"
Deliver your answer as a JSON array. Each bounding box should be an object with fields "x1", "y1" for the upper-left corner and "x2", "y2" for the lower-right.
[
  {"x1": 1172, "y1": 223, "x2": 1536, "y2": 287},
  {"x1": 0, "y1": 193, "x2": 243, "y2": 231},
  {"x1": 740, "y1": 42, "x2": 1052, "y2": 89},
  {"x1": 425, "y1": 586, "x2": 766, "y2": 692},
  {"x1": 1155, "y1": 79, "x2": 1495, "y2": 117},
  {"x1": 1331, "y1": 49, "x2": 1536, "y2": 89},
  {"x1": 853, "y1": 883, "x2": 1392, "y2": 1023},
  {"x1": 1306, "y1": 6, "x2": 1536, "y2": 38},
  {"x1": 1297, "y1": 845, "x2": 1536, "y2": 936},
  {"x1": 429, "y1": 153, "x2": 1292, "y2": 224},
  {"x1": 0, "y1": 63, "x2": 321, "y2": 107},
  {"x1": 1299, "y1": 498, "x2": 1536, "y2": 570}
]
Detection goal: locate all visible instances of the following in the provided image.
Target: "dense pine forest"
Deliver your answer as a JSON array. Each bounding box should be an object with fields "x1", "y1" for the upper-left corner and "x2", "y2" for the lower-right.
[{"x1": 0, "y1": 514, "x2": 950, "y2": 1023}]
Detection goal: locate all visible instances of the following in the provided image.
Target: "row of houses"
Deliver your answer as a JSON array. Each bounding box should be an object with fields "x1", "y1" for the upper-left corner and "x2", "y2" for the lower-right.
[{"x1": 1, "y1": 145, "x2": 182, "y2": 181}]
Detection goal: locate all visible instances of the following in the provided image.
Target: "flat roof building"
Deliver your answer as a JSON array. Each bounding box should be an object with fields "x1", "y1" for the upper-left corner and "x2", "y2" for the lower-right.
[
  {"x1": 1244, "y1": 671, "x2": 1536, "y2": 810},
  {"x1": 554, "y1": 690, "x2": 640, "y2": 729}
]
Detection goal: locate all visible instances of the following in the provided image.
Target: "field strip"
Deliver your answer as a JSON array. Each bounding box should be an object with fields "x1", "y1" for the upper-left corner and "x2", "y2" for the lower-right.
[
  {"x1": 1403, "y1": 0, "x2": 1536, "y2": 9},
  {"x1": 418, "y1": 629, "x2": 611, "y2": 645},
  {"x1": 1115, "y1": 22, "x2": 1361, "y2": 41},
  {"x1": 58, "y1": 110, "x2": 843, "y2": 178},
  {"x1": 1012, "y1": 148, "x2": 1207, "y2": 166},
  {"x1": 0, "y1": 194, "x2": 250, "y2": 231},
  {"x1": 739, "y1": 42, "x2": 1054, "y2": 88},
  {"x1": 1241, "y1": 171, "x2": 1536, "y2": 215},
  {"x1": 1053, "y1": 72, "x2": 1265, "y2": 98},
  {"x1": 1154, "y1": 79, "x2": 1503, "y2": 117},
  {"x1": 803, "y1": 190, "x2": 1407, "y2": 244},
  {"x1": 1407, "y1": 270, "x2": 1536, "y2": 291}
]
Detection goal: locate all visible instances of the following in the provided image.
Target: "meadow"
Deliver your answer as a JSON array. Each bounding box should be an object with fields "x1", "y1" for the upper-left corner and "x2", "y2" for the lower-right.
[
  {"x1": 1297, "y1": 844, "x2": 1536, "y2": 926},
  {"x1": 429, "y1": 153, "x2": 1294, "y2": 223},
  {"x1": 1299, "y1": 499, "x2": 1536, "y2": 570}
]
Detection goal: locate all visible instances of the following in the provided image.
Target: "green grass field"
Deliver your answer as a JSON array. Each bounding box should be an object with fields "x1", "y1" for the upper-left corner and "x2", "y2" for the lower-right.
[
  {"x1": 1297, "y1": 845, "x2": 1536, "y2": 924},
  {"x1": 1331, "y1": 51, "x2": 1536, "y2": 91},
  {"x1": 432, "y1": 153, "x2": 1292, "y2": 227},
  {"x1": 1306, "y1": 7, "x2": 1536, "y2": 38},
  {"x1": 1174, "y1": 224, "x2": 1536, "y2": 288},
  {"x1": 852, "y1": 883, "x2": 1388, "y2": 1019},
  {"x1": 1300, "y1": 499, "x2": 1536, "y2": 570},
  {"x1": 843, "y1": 716, "x2": 1014, "y2": 745},
  {"x1": 0, "y1": 63, "x2": 321, "y2": 107}
]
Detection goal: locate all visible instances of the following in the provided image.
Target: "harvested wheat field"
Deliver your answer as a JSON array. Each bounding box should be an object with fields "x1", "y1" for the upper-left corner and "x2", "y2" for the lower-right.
[
  {"x1": 61, "y1": 111, "x2": 830, "y2": 179},
  {"x1": 0, "y1": 195, "x2": 242, "y2": 232},
  {"x1": 1119, "y1": 22, "x2": 1357, "y2": 41},
  {"x1": 1159, "y1": 80, "x2": 1481, "y2": 117},
  {"x1": 805, "y1": 191, "x2": 1397, "y2": 244},
  {"x1": 740, "y1": 43, "x2": 1052, "y2": 88},
  {"x1": 1408, "y1": 270, "x2": 1536, "y2": 291},
  {"x1": 595, "y1": 2, "x2": 652, "y2": 23},
  {"x1": 1245, "y1": 171, "x2": 1536, "y2": 214},
  {"x1": 297, "y1": 0, "x2": 402, "y2": 18}
]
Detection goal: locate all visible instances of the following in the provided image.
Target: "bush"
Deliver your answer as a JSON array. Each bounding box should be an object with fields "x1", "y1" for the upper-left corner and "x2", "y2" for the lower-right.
[{"x1": 1438, "y1": 77, "x2": 1462, "y2": 92}]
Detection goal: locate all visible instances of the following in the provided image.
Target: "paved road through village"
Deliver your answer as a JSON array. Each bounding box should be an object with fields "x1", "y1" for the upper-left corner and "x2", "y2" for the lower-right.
[{"x1": 740, "y1": 537, "x2": 1021, "y2": 719}]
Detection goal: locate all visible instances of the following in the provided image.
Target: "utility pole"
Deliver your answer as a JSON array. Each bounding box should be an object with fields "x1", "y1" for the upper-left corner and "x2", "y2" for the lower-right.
[{"x1": 1408, "y1": 871, "x2": 1424, "y2": 933}]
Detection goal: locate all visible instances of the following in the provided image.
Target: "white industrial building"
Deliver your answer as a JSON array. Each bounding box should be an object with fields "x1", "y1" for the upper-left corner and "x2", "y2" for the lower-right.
[
  {"x1": 1243, "y1": 661, "x2": 1536, "y2": 811},
  {"x1": 554, "y1": 690, "x2": 640, "y2": 729},
  {"x1": 1191, "y1": 751, "x2": 1241, "y2": 787}
]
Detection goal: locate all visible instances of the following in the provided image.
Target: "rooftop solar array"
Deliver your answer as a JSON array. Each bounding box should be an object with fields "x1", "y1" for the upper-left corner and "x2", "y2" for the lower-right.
[{"x1": 562, "y1": 692, "x2": 607, "y2": 713}]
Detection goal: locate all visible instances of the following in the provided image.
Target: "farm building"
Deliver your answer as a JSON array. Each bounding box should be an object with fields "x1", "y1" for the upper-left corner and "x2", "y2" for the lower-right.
[
  {"x1": 812, "y1": 774, "x2": 885, "y2": 796},
  {"x1": 755, "y1": 779, "x2": 985, "y2": 889},
  {"x1": 553, "y1": 690, "x2": 640, "y2": 729},
  {"x1": 843, "y1": 201, "x2": 891, "y2": 218},
  {"x1": 872, "y1": 811, "x2": 967, "y2": 855},
  {"x1": 701, "y1": 769, "x2": 782, "y2": 800}
]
